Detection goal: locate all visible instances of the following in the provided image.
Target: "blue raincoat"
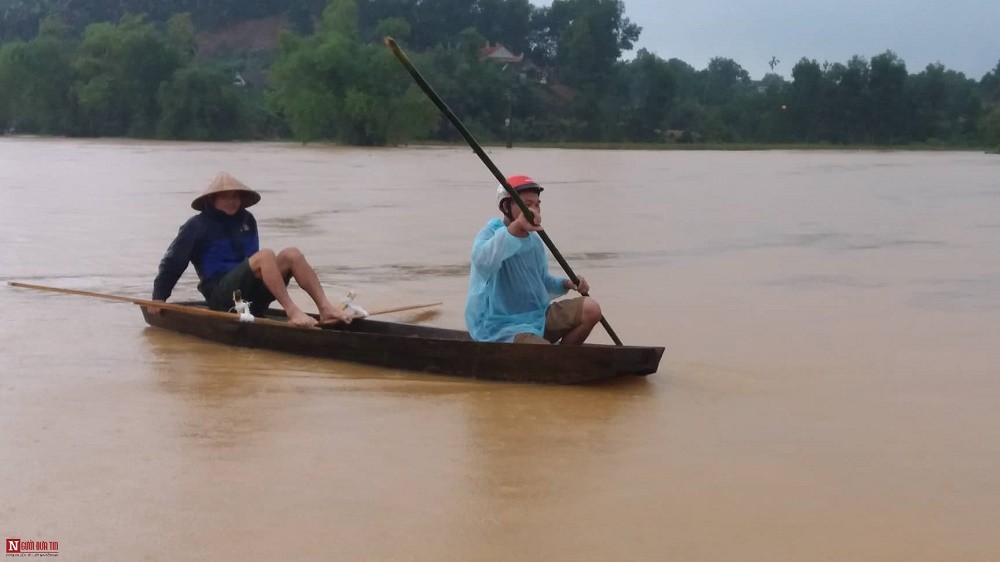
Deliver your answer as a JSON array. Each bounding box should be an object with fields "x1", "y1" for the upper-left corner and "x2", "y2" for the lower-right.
[{"x1": 465, "y1": 218, "x2": 569, "y2": 342}]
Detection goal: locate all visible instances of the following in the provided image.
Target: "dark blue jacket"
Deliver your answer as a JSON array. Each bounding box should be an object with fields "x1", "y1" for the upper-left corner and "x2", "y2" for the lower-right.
[{"x1": 152, "y1": 208, "x2": 260, "y2": 301}]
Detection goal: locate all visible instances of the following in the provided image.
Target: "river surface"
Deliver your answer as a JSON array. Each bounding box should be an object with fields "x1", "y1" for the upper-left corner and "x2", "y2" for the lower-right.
[{"x1": 1, "y1": 137, "x2": 998, "y2": 560}]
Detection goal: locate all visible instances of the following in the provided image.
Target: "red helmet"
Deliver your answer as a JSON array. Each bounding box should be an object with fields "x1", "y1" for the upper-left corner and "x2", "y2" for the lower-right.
[{"x1": 496, "y1": 174, "x2": 544, "y2": 202}]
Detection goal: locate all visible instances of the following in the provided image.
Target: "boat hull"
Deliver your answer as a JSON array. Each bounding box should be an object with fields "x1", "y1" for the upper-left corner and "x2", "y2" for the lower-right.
[{"x1": 141, "y1": 304, "x2": 663, "y2": 384}]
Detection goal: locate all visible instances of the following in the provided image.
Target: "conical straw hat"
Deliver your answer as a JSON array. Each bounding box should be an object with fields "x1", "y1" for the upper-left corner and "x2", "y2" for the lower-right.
[{"x1": 191, "y1": 172, "x2": 262, "y2": 211}]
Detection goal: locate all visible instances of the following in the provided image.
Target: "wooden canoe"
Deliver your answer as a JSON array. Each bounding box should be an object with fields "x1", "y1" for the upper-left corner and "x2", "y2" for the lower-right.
[{"x1": 141, "y1": 303, "x2": 664, "y2": 384}]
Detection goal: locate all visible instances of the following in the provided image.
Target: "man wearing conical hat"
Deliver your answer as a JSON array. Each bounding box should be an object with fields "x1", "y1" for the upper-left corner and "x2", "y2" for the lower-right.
[{"x1": 150, "y1": 172, "x2": 354, "y2": 328}]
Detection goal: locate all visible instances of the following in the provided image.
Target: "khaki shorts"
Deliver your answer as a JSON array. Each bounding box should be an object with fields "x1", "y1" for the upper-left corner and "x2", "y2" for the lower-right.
[
  {"x1": 513, "y1": 297, "x2": 585, "y2": 345},
  {"x1": 206, "y1": 259, "x2": 284, "y2": 316}
]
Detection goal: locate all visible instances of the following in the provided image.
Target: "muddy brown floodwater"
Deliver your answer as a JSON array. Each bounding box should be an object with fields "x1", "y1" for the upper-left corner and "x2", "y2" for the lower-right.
[{"x1": 1, "y1": 137, "x2": 998, "y2": 560}]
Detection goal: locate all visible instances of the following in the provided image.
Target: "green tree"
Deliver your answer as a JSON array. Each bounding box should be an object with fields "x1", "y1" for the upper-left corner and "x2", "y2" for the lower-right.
[
  {"x1": 909, "y1": 63, "x2": 980, "y2": 142},
  {"x1": 980, "y1": 61, "x2": 1000, "y2": 150},
  {"x1": 166, "y1": 12, "x2": 197, "y2": 63},
  {"x1": 156, "y1": 66, "x2": 250, "y2": 140},
  {"x1": 869, "y1": 50, "x2": 910, "y2": 142},
  {"x1": 526, "y1": 0, "x2": 640, "y2": 140},
  {"x1": 788, "y1": 58, "x2": 828, "y2": 141},
  {"x1": 747, "y1": 73, "x2": 789, "y2": 142},
  {"x1": 376, "y1": 16, "x2": 411, "y2": 43},
  {"x1": 621, "y1": 49, "x2": 674, "y2": 141},
  {"x1": 0, "y1": 15, "x2": 75, "y2": 133},
  {"x1": 665, "y1": 98, "x2": 705, "y2": 134},
  {"x1": 824, "y1": 56, "x2": 870, "y2": 142},
  {"x1": 981, "y1": 61, "x2": 1000, "y2": 100},
  {"x1": 0, "y1": 0, "x2": 57, "y2": 41},
  {"x1": 699, "y1": 57, "x2": 750, "y2": 106},
  {"x1": 457, "y1": 26, "x2": 487, "y2": 58},
  {"x1": 978, "y1": 106, "x2": 1000, "y2": 147},
  {"x1": 410, "y1": 0, "x2": 476, "y2": 49},
  {"x1": 474, "y1": 0, "x2": 533, "y2": 56},
  {"x1": 268, "y1": 0, "x2": 437, "y2": 145},
  {"x1": 664, "y1": 58, "x2": 700, "y2": 101},
  {"x1": 539, "y1": 0, "x2": 640, "y2": 88},
  {"x1": 419, "y1": 43, "x2": 506, "y2": 141},
  {"x1": 0, "y1": 41, "x2": 30, "y2": 130},
  {"x1": 73, "y1": 15, "x2": 182, "y2": 136},
  {"x1": 288, "y1": 0, "x2": 327, "y2": 34},
  {"x1": 357, "y1": 0, "x2": 417, "y2": 41}
]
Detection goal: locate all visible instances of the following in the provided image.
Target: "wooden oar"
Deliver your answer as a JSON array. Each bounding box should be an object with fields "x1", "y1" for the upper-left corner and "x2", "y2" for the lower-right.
[
  {"x1": 384, "y1": 36, "x2": 624, "y2": 346},
  {"x1": 317, "y1": 301, "x2": 443, "y2": 328},
  {"x1": 9, "y1": 282, "x2": 441, "y2": 329},
  {"x1": 9, "y1": 281, "x2": 300, "y2": 328}
]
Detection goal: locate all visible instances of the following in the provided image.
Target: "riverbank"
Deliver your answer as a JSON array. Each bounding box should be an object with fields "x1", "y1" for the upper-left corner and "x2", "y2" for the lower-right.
[
  {"x1": 3, "y1": 132, "x2": 995, "y2": 153},
  {"x1": 470, "y1": 140, "x2": 992, "y2": 152}
]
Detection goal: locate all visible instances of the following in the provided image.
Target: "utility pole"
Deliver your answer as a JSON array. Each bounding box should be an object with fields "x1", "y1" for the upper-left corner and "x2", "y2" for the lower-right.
[{"x1": 505, "y1": 91, "x2": 513, "y2": 148}]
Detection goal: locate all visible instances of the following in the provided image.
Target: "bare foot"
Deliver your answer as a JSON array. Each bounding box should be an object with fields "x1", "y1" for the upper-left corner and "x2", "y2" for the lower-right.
[
  {"x1": 147, "y1": 299, "x2": 165, "y2": 315},
  {"x1": 288, "y1": 310, "x2": 318, "y2": 328},
  {"x1": 319, "y1": 304, "x2": 352, "y2": 324}
]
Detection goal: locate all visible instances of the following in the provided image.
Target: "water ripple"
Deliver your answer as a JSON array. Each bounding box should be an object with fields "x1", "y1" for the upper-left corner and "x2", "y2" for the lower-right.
[{"x1": 764, "y1": 274, "x2": 886, "y2": 290}]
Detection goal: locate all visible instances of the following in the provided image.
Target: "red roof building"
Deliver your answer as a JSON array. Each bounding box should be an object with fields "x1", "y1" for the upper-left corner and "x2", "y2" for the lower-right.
[{"x1": 479, "y1": 43, "x2": 524, "y2": 64}]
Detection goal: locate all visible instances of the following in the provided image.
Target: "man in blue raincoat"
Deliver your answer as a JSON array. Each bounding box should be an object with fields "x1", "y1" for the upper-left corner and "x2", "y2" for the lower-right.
[{"x1": 465, "y1": 174, "x2": 602, "y2": 344}]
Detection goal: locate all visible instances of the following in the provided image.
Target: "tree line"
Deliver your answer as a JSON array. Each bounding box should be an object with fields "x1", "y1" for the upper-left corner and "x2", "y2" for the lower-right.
[{"x1": 1, "y1": 0, "x2": 998, "y2": 149}]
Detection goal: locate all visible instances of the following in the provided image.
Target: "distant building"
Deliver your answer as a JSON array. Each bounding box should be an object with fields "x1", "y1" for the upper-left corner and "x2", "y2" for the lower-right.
[
  {"x1": 478, "y1": 41, "x2": 577, "y2": 107},
  {"x1": 479, "y1": 42, "x2": 549, "y2": 84},
  {"x1": 478, "y1": 43, "x2": 524, "y2": 64}
]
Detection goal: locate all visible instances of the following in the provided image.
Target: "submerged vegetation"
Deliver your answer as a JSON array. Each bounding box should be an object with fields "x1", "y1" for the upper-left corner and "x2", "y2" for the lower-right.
[{"x1": 1, "y1": 0, "x2": 998, "y2": 149}]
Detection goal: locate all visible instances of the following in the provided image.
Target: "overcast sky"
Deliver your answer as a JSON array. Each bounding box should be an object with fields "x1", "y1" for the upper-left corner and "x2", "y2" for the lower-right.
[{"x1": 533, "y1": 0, "x2": 999, "y2": 80}]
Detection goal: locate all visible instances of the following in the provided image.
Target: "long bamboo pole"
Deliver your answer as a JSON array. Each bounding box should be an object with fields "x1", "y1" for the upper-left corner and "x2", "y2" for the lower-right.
[{"x1": 9, "y1": 282, "x2": 441, "y2": 329}]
